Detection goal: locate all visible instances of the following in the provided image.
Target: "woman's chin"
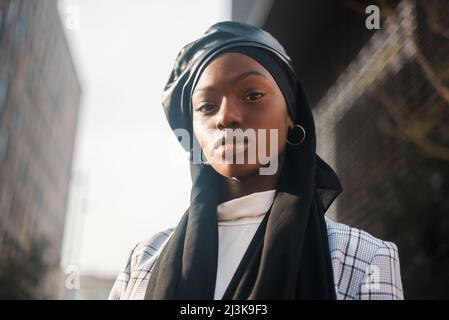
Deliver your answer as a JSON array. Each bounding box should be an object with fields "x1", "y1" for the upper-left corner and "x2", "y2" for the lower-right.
[{"x1": 211, "y1": 163, "x2": 261, "y2": 179}]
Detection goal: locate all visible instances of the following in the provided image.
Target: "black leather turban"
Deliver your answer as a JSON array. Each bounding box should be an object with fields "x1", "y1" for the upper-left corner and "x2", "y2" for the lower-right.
[{"x1": 162, "y1": 20, "x2": 298, "y2": 151}]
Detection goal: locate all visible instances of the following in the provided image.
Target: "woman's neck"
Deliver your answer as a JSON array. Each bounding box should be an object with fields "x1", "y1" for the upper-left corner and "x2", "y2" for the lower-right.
[{"x1": 220, "y1": 153, "x2": 285, "y2": 202}]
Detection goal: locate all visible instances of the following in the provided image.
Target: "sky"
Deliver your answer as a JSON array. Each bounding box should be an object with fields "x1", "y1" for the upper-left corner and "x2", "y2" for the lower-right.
[{"x1": 58, "y1": 0, "x2": 231, "y2": 277}]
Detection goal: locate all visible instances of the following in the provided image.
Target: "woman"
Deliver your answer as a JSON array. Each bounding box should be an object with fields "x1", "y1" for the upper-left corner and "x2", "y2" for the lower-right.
[{"x1": 109, "y1": 21, "x2": 403, "y2": 300}]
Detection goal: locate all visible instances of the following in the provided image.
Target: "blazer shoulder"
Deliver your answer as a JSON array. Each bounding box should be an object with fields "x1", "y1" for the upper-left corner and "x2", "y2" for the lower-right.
[
  {"x1": 325, "y1": 216, "x2": 397, "y2": 252},
  {"x1": 108, "y1": 226, "x2": 176, "y2": 300},
  {"x1": 325, "y1": 216, "x2": 403, "y2": 299},
  {"x1": 132, "y1": 227, "x2": 176, "y2": 265}
]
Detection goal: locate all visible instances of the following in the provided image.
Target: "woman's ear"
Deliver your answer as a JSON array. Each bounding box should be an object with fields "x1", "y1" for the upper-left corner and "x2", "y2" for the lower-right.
[{"x1": 287, "y1": 115, "x2": 294, "y2": 129}]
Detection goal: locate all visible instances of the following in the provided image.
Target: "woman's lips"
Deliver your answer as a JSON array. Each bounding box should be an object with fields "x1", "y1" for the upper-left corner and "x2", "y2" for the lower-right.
[
  {"x1": 215, "y1": 142, "x2": 248, "y2": 156},
  {"x1": 213, "y1": 135, "x2": 249, "y2": 149}
]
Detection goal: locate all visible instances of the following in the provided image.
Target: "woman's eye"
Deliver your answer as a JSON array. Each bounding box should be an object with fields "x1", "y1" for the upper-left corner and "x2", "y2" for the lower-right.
[
  {"x1": 244, "y1": 92, "x2": 265, "y2": 102},
  {"x1": 196, "y1": 103, "x2": 215, "y2": 114}
]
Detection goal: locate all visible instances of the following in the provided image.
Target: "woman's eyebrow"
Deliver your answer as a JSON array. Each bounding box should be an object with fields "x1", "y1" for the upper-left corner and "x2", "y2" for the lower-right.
[
  {"x1": 193, "y1": 70, "x2": 267, "y2": 95},
  {"x1": 233, "y1": 70, "x2": 267, "y2": 83}
]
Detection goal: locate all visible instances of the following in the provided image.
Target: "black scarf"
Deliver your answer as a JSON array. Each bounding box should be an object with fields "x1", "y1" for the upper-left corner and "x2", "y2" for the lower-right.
[{"x1": 144, "y1": 21, "x2": 342, "y2": 300}]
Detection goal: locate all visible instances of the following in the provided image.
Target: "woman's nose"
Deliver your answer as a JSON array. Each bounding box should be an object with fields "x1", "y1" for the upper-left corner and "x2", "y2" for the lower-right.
[{"x1": 215, "y1": 97, "x2": 242, "y2": 130}]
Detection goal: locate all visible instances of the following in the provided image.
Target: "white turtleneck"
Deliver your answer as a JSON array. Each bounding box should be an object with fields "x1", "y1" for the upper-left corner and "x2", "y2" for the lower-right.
[{"x1": 214, "y1": 189, "x2": 276, "y2": 300}]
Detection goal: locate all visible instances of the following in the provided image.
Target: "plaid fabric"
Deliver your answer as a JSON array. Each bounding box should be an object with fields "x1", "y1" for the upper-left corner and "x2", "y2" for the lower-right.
[{"x1": 108, "y1": 217, "x2": 403, "y2": 300}]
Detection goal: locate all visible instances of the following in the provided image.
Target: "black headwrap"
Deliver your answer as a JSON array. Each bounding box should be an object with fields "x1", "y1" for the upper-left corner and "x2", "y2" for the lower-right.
[{"x1": 145, "y1": 21, "x2": 342, "y2": 299}]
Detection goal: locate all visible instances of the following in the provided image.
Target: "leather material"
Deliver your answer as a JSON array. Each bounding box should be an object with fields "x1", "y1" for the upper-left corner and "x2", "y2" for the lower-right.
[{"x1": 162, "y1": 21, "x2": 296, "y2": 151}]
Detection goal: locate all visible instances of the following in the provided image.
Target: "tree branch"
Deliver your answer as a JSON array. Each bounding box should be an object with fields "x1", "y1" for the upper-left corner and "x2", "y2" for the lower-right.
[{"x1": 371, "y1": 90, "x2": 449, "y2": 162}]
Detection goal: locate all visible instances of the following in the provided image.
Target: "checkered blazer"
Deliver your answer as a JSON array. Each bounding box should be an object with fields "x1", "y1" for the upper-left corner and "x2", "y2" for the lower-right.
[{"x1": 108, "y1": 217, "x2": 404, "y2": 300}]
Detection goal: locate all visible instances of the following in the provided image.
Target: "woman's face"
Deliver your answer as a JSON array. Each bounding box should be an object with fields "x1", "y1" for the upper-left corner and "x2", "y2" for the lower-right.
[{"x1": 192, "y1": 52, "x2": 293, "y2": 178}]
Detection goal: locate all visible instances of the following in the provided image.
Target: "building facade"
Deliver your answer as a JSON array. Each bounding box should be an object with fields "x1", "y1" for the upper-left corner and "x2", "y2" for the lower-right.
[{"x1": 0, "y1": 0, "x2": 81, "y2": 298}]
